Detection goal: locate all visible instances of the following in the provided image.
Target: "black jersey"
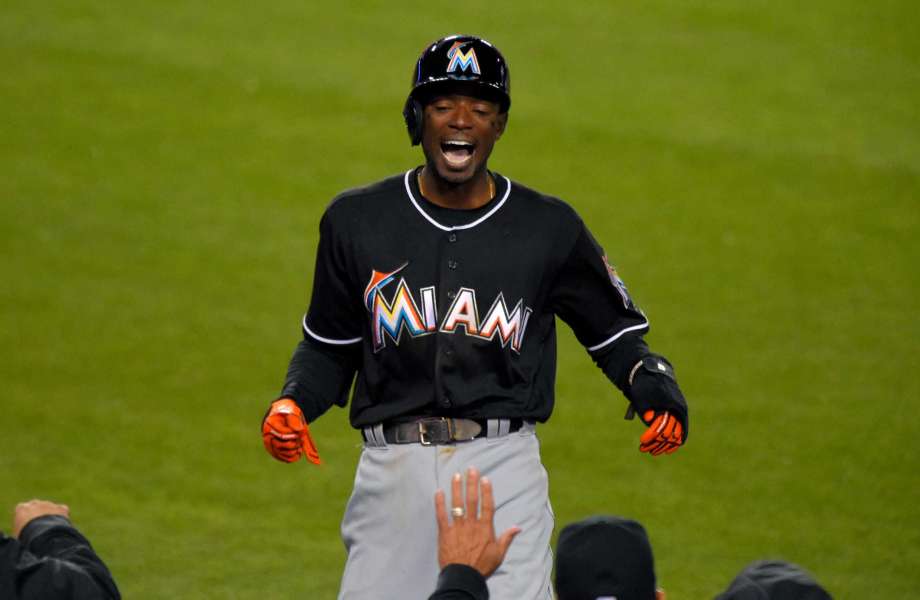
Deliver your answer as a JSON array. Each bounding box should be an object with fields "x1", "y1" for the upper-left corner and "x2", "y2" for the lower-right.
[{"x1": 288, "y1": 169, "x2": 650, "y2": 428}]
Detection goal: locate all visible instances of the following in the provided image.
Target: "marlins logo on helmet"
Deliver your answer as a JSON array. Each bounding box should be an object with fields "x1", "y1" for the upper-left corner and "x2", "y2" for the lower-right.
[{"x1": 446, "y1": 40, "x2": 481, "y2": 74}]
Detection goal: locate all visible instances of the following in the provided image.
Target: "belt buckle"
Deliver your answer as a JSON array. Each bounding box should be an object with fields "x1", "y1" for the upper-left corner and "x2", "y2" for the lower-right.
[{"x1": 419, "y1": 418, "x2": 452, "y2": 446}]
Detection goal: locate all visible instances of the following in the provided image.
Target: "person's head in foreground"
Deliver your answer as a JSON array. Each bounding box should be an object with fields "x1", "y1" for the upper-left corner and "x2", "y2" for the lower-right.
[
  {"x1": 715, "y1": 559, "x2": 832, "y2": 600},
  {"x1": 554, "y1": 515, "x2": 665, "y2": 600}
]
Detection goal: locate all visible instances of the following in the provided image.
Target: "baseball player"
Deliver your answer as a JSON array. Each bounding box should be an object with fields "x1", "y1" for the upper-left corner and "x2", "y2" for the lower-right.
[{"x1": 261, "y1": 35, "x2": 689, "y2": 600}]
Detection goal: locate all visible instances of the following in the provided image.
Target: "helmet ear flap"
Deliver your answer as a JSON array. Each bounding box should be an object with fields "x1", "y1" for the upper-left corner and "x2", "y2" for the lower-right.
[{"x1": 402, "y1": 97, "x2": 424, "y2": 146}]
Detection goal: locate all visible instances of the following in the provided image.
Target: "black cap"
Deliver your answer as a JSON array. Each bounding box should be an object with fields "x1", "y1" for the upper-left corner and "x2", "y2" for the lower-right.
[
  {"x1": 408, "y1": 35, "x2": 510, "y2": 111},
  {"x1": 715, "y1": 560, "x2": 832, "y2": 600},
  {"x1": 402, "y1": 35, "x2": 511, "y2": 145},
  {"x1": 554, "y1": 516, "x2": 657, "y2": 600}
]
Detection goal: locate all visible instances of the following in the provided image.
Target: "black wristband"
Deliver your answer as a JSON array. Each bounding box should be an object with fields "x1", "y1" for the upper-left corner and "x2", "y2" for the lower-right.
[
  {"x1": 628, "y1": 355, "x2": 676, "y2": 387},
  {"x1": 624, "y1": 354, "x2": 688, "y2": 441}
]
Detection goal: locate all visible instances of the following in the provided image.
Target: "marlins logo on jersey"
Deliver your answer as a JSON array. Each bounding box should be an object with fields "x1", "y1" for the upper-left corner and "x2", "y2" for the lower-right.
[
  {"x1": 364, "y1": 263, "x2": 532, "y2": 353},
  {"x1": 446, "y1": 41, "x2": 481, "y2": 74}
]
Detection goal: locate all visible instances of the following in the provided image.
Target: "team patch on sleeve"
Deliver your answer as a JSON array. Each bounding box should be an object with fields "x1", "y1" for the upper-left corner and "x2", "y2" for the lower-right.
[{"x1": 602, "y1": 255, "x2": 632, "y2": 309}]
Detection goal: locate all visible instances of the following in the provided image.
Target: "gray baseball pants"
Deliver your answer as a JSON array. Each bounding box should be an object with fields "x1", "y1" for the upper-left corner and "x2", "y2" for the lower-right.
[{"x1": 337, "y1": 421, "x2": 555, "y2": 600}]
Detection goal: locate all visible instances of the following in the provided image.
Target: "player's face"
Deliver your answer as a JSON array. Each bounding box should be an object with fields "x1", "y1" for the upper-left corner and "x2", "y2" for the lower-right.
[{"x1": 420, "y1": 93, "x2": 507, "y2": 185}]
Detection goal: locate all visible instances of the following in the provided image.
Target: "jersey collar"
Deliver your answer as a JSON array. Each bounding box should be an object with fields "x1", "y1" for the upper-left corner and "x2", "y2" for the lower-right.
[{"x1": 402, "y1": 169, "x2": 512, "y2": 232}]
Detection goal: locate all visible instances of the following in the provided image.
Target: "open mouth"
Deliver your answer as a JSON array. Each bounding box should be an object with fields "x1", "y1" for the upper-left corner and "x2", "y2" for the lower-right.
[{"x1": 440, "y1": 140, "x2": 475, "y2": 167}]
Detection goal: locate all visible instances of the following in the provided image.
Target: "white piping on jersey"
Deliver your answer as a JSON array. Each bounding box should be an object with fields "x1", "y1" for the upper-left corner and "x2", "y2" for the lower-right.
[
  {"x1": 403, "y1": 169, "x2": 512, "y2": 231},
  {"x1": 303, "y1": 314, "x2": 362, "y2": 345},
  {"x1": 586, "y1": 319, "x2": 650, "y2": 352}
]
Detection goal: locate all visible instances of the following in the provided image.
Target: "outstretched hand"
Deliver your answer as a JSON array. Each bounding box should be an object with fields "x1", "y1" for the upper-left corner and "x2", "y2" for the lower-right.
[{"x1": 434, "y1": 467, "x2": 521, "y2": 578}]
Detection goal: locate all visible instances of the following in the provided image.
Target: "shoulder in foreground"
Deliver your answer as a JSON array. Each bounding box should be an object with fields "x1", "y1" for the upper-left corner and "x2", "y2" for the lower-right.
[
  {"x1": 325, "y1": 172, "x2": 408, "y2": 214},
  {"x1": 505, "y1": 176, "x2": 583, "y2": 223}
]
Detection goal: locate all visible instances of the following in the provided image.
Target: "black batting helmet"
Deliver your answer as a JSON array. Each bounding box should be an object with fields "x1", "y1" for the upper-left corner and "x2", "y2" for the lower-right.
[{"x1": 402, "y1": 35, "x2": 511, "y2": 145}]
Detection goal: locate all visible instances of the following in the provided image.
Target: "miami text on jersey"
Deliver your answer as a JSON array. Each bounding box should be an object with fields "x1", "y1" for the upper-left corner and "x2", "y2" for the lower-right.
[{"x1": 364, "y1": 264, "x2": 532, "y2": 354}]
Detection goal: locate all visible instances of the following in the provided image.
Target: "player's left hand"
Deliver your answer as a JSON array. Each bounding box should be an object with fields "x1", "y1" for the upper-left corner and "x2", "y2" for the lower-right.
[
  {"x1": 262, "y1": 398, "x2": 321, "y2": 464},
  {"x1": 639, "y1": 410, "x2": 684, "y2": 455},
  {"x1": 627, "y1": 355, "x2": 688, "y2": 456}
]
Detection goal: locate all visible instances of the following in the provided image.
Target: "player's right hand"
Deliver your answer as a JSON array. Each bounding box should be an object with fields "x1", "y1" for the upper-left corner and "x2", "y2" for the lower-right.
[
  {"x1": 262, "y1": 398, "x2": 321, "y2": 464},
  {"x1": 639, "y1": 410, "x2": 684, "y2": 456}
]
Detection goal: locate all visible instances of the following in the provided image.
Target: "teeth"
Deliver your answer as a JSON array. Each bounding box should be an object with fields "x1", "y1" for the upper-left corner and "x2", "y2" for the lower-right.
[{"x1": 441, "y1": 140, "x2": 474, "y2": 167}]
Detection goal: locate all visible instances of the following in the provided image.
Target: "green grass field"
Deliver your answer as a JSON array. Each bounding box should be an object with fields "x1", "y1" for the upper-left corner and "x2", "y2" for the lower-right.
[{"x1": 2, "y1": 1, "x2": 918, "y2": 597}]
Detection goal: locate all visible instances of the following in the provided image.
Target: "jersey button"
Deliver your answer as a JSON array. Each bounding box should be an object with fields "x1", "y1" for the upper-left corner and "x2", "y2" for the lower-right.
[
  {"x1": 448, "y1": 260, "x2": 458, "y2": 270},
  {"x1": 448, "y1": 233, "x2": 457, "y2": 243},
  {"x1": 447, "y1": 289, "x2": 456, "y2": 300}
]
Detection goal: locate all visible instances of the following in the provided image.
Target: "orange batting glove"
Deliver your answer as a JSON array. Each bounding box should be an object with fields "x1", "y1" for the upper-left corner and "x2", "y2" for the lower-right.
[
  {"x1": 262, "y1": 398, "x2": 321, "y2": 464},
  {"x1": 639, "y1": 410, "x2": 684, "y2": 456}
]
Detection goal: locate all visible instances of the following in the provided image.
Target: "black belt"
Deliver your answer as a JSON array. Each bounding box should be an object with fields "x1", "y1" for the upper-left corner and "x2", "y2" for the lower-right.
[{"x1": 365, "y1": 417, "x2": 525, "y2": 446}]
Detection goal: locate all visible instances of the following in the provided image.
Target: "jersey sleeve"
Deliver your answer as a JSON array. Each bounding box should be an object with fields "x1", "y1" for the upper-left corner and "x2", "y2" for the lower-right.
[
  {"x1": 281, "y1": 337, "x2": 359, "y2": 422},
  {"x1": 549, "y1": 221, "x2": 649, "y2": 353},
  {"x1": 14, "y1": 515, "x2": 121, "y2": 599},
  {"x1": 302, "y1": 209, "x2": 364, "y2": 345}
]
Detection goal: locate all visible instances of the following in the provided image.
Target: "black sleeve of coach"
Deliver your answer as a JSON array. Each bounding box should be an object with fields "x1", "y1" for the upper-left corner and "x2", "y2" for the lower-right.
[
  {"x1": 281, "y1": 337, "x2": 359, "y2": 423},
  {"x1": 12, "y1": 515, "x2": 121, "y2": 599},
  {"x1": 427, "y1": 564, "x2": 490, "y2": 600}
]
